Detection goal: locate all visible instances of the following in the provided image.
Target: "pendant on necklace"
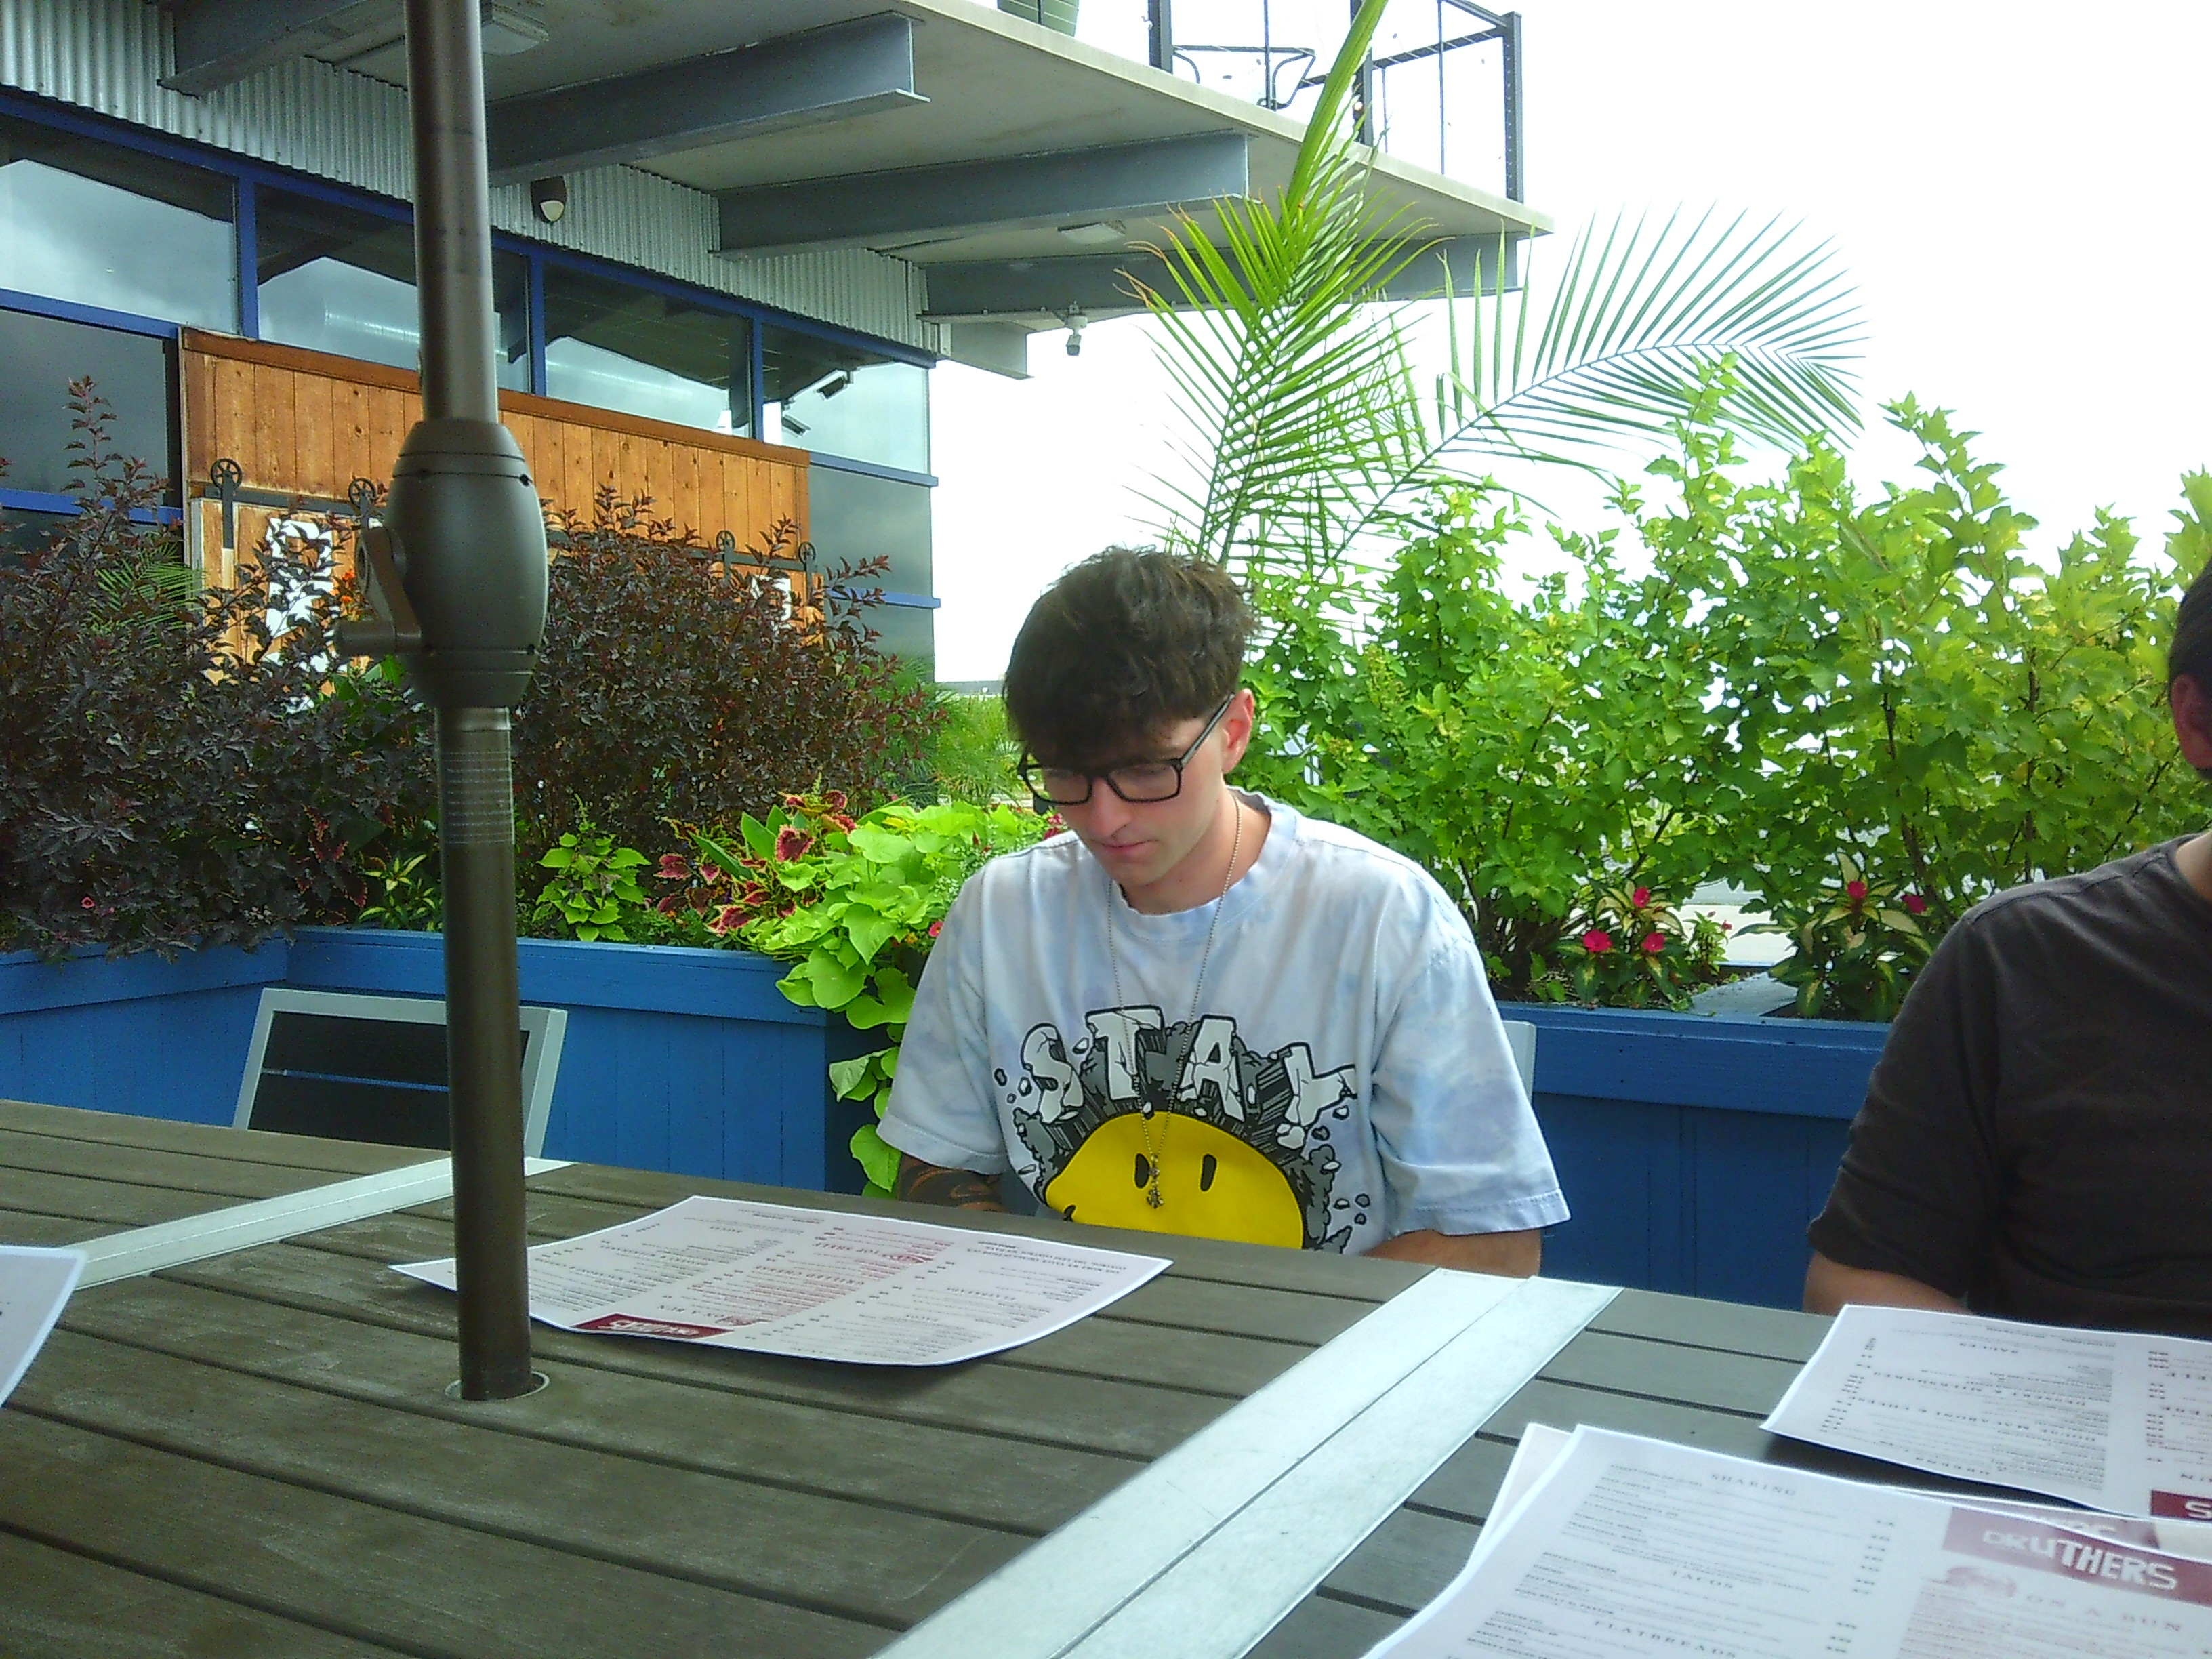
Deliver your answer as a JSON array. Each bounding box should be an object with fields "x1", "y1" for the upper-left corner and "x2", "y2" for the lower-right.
[{"x1": 1145, "y1": 1181, "x2": 1165, "y2": 1210}]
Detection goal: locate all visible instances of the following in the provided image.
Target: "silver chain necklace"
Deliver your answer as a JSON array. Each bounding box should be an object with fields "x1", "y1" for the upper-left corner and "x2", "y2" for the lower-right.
[{"x1": 1106, "y1": 798, "x2": 1244, "y2": 1210}]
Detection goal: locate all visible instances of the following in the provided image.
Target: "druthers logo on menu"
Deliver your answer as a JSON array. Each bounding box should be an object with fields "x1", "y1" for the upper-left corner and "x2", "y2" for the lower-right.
[
  {"x1": 1944, "y1": 1509, "x2": 2212, "y2": 1603},
  {"x1": 2152, "y1": 1490, "x2": 2212, "y2": 1523},
  {"x1": 575, "y1": 1313, "x2": 729, "y2": 1340}
]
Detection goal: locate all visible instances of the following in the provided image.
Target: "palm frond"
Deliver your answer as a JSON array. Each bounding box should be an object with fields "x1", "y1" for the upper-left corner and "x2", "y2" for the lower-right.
[{"x1": 1137, "y1": 0, "x2": 1867, "y2": 600}]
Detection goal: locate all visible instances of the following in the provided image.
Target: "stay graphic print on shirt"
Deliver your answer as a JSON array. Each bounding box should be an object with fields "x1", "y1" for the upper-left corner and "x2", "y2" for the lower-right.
[{"x1": 1007, "y1": 1007, "x2": 1366, "y2": 1250}]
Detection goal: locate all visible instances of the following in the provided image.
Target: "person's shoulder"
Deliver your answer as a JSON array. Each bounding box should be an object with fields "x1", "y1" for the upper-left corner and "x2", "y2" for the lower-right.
[
  {"x1": 1267, "y1": 800, "x2": 1462, "y2": 924},
  {"x1": 962, "y1": 828, "x2": 1089, "y2": 900},
  {"x1": 1956, "y1": 840, "x2": 2184, "y2": 939}
]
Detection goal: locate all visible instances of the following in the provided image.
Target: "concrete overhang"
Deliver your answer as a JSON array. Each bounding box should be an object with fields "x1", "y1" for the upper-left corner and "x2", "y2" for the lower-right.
[{"x1": 165, "y1": 0, "x2": 1550, "y2": 365}]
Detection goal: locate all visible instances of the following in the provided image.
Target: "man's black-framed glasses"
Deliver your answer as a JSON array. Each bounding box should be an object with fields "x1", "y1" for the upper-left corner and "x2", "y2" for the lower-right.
[{"x1": 1019, "y1": 693, "x2": 1237, "y2": 807}]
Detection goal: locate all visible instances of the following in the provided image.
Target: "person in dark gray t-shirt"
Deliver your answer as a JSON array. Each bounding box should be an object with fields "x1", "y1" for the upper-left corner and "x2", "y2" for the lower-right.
[{"x1": 1807, "y1": 558, "x2": 2212, "y2": 1336}]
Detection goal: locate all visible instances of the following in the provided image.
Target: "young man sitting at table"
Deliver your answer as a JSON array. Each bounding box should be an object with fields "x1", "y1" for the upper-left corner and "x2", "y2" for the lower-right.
[
  {"x1": 876, "y1": 548, "x2": 1567, "y2": 1272},
  {"x1": 1805, "y1": 556, "x2": 2212, "y2": 1334}
]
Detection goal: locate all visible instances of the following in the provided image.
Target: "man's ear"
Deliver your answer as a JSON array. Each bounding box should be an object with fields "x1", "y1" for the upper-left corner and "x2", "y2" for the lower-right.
[
  {"x1": 2173, "y1": 674, "x2": 2212, "y2": 772},
  {"x1": 1219, "y1": 687, "x2": 1258, "y2": 772}
]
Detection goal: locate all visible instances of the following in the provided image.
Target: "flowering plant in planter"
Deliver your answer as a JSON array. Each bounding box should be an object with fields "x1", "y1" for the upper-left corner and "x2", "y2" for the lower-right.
[
  {"x1": 1534, "y1": 884, "x2": 1731, "y2": 1010},
  {"x1": 656, "y1": 791, "x2": 1059, "y2": 1193},
  {"x1": 1755, "y1": 851, "x2": 1931, "y2": 1021}
]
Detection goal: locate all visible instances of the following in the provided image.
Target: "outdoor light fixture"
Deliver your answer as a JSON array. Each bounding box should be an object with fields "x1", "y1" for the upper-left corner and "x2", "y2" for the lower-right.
[
  {"x1": 1057, "y1": 220, "x2": 1124, "y2": 247},
  {"x1": 1063, "y1": 303, "x2": 1087, "y2": 356},
  {"x1": 529, "y1": 175, "x2": 567, "y2": 223}
]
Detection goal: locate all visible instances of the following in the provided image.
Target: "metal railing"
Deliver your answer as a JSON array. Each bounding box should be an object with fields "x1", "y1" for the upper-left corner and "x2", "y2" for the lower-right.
[{"x1": 1096, "y1": 1, "x2": 1523, "y2": 199}]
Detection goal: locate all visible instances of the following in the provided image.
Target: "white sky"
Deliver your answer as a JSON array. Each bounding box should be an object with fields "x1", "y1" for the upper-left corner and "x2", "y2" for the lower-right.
[{"x1": 928, "y1": 1, "x2": 2212, "y2": 682}]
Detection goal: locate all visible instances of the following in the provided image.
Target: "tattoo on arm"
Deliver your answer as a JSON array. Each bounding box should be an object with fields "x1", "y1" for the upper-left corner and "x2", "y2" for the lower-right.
[{"x1": 894, "y1": 1154, "x2": 1008, "y2": 1212}]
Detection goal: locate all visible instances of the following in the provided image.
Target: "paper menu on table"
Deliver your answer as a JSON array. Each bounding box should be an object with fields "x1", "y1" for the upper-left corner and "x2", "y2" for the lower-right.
[
  {"x1": 0, "y1": 1246, "x2": 85, "y2": 1407},
  {"x1": 394, "y1": 1195, "x2": 1170, "y2": 1367},
  {"x1": 1763, "y1": 1305, "x2": 2212, "y2": 1517},
  {"x1": 1362, "y1": 1426, "x2": 2212, "y2": 1659}
]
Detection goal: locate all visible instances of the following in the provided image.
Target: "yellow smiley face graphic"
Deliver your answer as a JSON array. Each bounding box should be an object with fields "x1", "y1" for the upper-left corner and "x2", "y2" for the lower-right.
[{"x1": 1043, "y1": 1111, "x2": 1305, "y2": 1248}]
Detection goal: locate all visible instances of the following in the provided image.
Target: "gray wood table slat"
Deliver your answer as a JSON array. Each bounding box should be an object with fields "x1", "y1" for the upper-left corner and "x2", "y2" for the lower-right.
[
  {"x1": 0, "y1": 1124, "x2": 420, "y2": 1212},
  {"x1": 0, "y1": 1166, "x2": 255, "y2": 1237},
  {"x1": 2, "y1": 1106, "x2": 1822, "y2": 1659},
  {"x1": 0, "y1": 1099, "x2": 439, "y2": 1175},
  {"x1": 0, "y1": 1411, "x2": 883, "y2": 1659},
  {"x1": 0, "y1": 1207, "x2": 118, "y2": 1246},
  {"x1": 62, "y1": 1273, "x2": 1141, "y2": 1536},
  {"x1": 0, "y1": 1529, "x2": 409, "y2": 1659},
  {"x1": 16, "y1": 1326, "x2": 1027, "y2": 1627},
  {"x1": 161, "y1": 1236, "x2": 1249, "y2": 1458}
]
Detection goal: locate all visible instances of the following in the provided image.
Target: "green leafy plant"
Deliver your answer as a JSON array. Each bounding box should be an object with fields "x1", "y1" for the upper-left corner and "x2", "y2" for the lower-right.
[
  {"x1": 531, "y1": 817, "x2": 653, "y2": 943},
  {"x1": 1753, "y1": 853, "x2": 1932, "y2": 1021},
  {"x1": 1542, "y1": 885, "x2": 1732, "y2": 1011},
  {"x1": 681, "y1": 792, "x2": 1057, "y2": 1194},
  {"x1": 1240, "y1": 386, "x2": 2205, "y2": 1014}
]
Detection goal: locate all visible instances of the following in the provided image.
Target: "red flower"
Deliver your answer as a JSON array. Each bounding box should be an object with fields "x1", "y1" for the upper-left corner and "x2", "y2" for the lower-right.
[
  {"x1": 1845, "y1": 880, "x2": 1869, "y2": 904},
  {"x1": 1642, "y1": 932, "x2": 1666, "y2": 955},
  {"x1": 773, "y1": 826, "x2": 813, "y2": 862},
  {"x1": 1580, "y1": 929, "x2": 1614, "y2": 954},
  {"x1": 1902, "y1": 893, "x2": 1928, "y2": 915},
  {"x1": 927, "y1": 920, "x2": 943, "y2": 939},
  {"x1": 1631, "y1": 886, "x2": 1652, "y2": 909},
  {"x1": 655, "y1": 853, "x2": 690, "y2": 881},
  {"x1": 1044, "y1": 813, "x2": 1067, "y2": 835},
  {"x1": 81, "y1": 896, "x2": 96, "y2": 909}
]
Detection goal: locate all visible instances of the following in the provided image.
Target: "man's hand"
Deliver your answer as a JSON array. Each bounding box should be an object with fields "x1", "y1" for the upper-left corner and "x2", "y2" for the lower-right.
[
  {"x1": 1366, "y1": 1227, "x2": 1541, "y2": 1276},
  {"x1": 1804, "y1": 1250, "x2": 1965, "y2": 1316},
  {"x1": 893, "y1": 1153, "x2": 1008, "y2": 1212}
]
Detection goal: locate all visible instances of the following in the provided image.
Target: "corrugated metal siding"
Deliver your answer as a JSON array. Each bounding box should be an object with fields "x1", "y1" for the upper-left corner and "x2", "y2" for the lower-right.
[{"x1": 0, "y1": 0, "x2": 937, "y2": 351}]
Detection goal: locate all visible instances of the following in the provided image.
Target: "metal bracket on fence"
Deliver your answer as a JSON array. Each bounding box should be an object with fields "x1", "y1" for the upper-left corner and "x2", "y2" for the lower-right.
[
  {"x1": 209, "y1": 457, "x2": 243, "y2": 552},
  {"x1": 348, "y1": 477, "x2": 383, "y2": 525}
]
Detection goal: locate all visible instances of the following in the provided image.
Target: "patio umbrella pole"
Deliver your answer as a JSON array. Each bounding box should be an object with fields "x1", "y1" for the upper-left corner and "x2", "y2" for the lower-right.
[{"x1": 394, "y1": 0, "x2": 550, "y2": 1399}]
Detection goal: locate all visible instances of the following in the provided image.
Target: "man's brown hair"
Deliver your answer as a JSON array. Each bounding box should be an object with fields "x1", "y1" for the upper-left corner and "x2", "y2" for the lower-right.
[{"x1": 1004, "y1": 548, "x2": 1252, "y2": 767}]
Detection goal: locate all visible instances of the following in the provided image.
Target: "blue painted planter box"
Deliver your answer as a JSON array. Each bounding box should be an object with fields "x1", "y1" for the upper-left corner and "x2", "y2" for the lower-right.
[
  {"x1": 2, "y1": 934, "x2": 1887, "y2": 1300},
  {"x1": 1511, "y1": 1003, "x2": 1889, "y2": 1311},
  {"x1": 0, "y1": 928, "x2": 871, "y2": 1193}
]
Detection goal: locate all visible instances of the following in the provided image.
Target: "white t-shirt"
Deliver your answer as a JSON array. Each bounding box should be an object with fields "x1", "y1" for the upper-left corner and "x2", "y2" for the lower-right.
[{"x1": 879, "y1": 792, "x2": 1568, "y2": 1254}]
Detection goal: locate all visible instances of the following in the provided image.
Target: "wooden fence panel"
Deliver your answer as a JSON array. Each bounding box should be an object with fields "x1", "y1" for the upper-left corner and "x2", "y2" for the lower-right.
[{"x1": 178, "y1": 331, "x2": 808, "y2": 571}]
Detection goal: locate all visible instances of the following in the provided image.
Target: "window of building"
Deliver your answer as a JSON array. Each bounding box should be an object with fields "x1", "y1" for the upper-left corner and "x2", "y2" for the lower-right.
[
  {"x1": 808, "y1": 464, "x2": 933, "y2": 674},
  {"x1": 255, "y1": 187, "x2": 529, "y2": 387},
  {"x1": 0, "y1": 308, "x2": 173, "y2": 499},
  {"x1": 762, "y1": 326, "x2": 928, "y2": 474},
  {"x1": 541, "y1": 266, "x2": 752, "y2": 434},
  {"x1": 0, "y1": 114, "x2": 234, "y2": 330}
]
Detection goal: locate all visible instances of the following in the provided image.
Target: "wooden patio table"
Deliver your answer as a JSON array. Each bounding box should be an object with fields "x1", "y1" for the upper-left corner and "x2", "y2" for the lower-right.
[{"x1": 0, "y1": 1097, "x2": 1938, "y2": 1659}]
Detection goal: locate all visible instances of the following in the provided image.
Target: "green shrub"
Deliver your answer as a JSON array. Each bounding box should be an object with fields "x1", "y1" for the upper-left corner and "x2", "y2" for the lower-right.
[
  {"x1": 511, "y1": 489, "x2": 939, "y2": 862},
  {"x1": 0, "y1": 384, "x2": 427, "y2": 959},
  {"x1": 1241, "y1": 392, "x2": 2207, "y2": 1016},
  {"x1": 656, "y1": 791, "x2": 1057, "y2": 1193}
]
